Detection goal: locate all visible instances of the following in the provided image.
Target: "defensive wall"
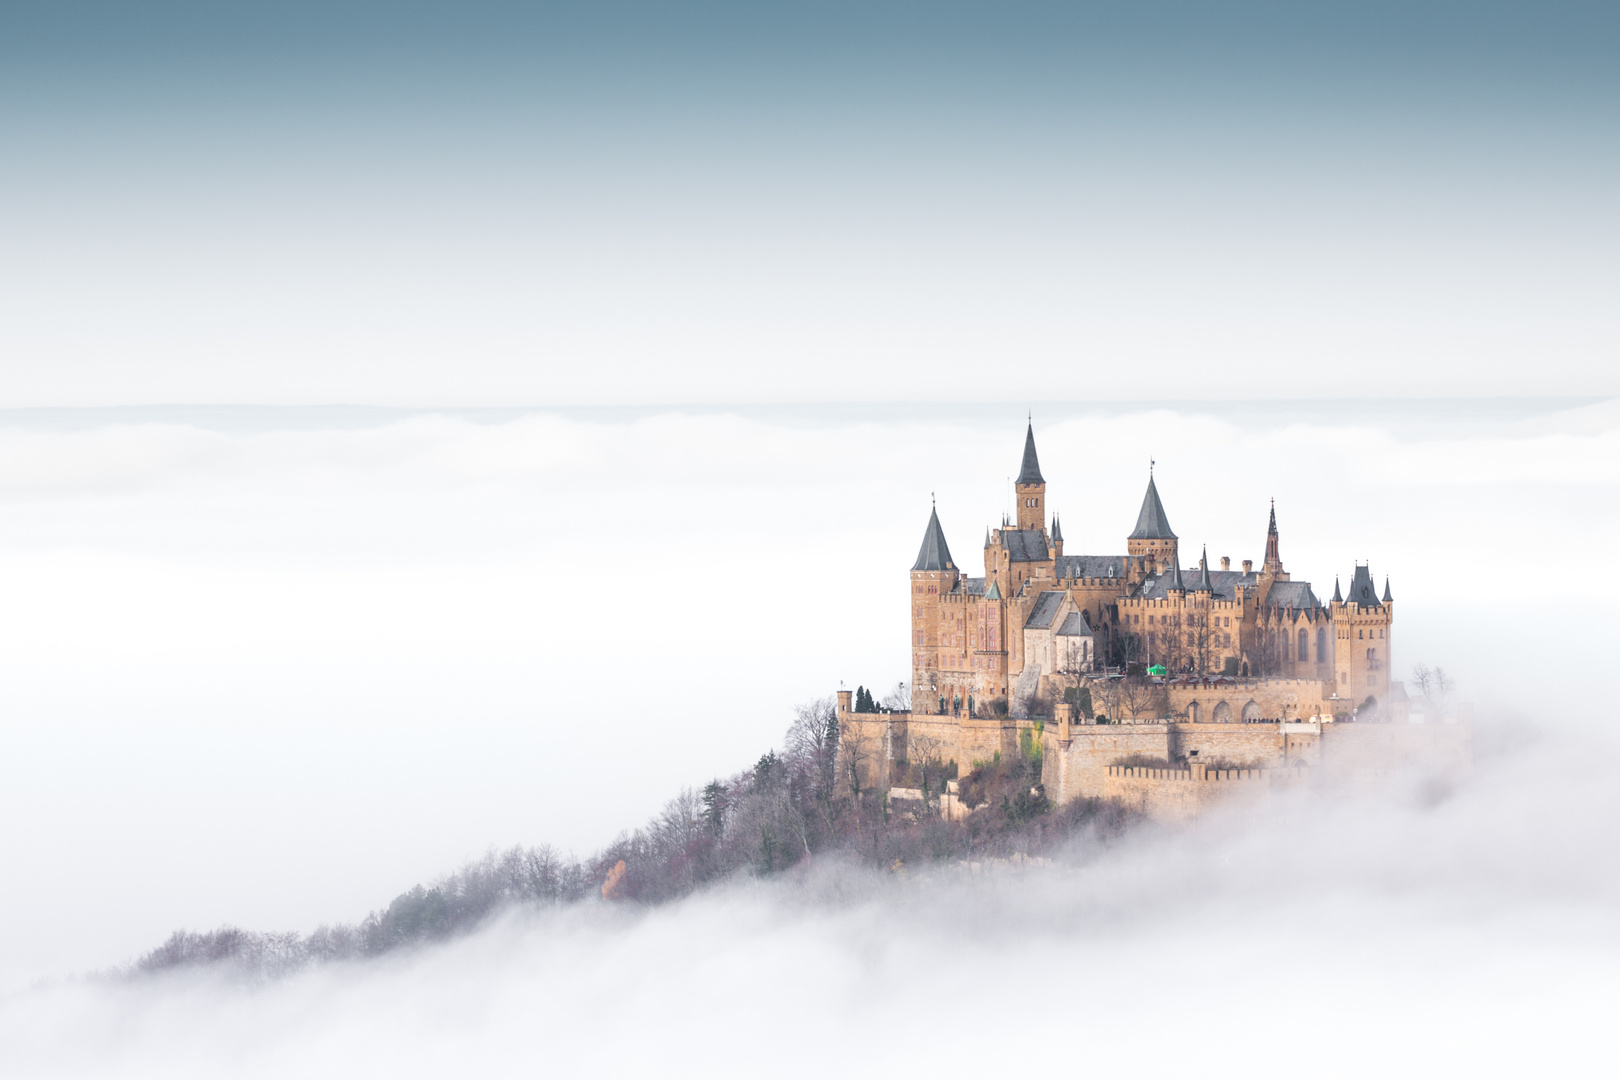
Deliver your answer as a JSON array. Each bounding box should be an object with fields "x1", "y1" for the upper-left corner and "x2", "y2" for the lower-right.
[
  {"x1": 1103, "y1": 762, "x2": 1292, "y2": 821},
  {"x1": 1045, "y1": 707, "x2": 1471, "y2": 817},
  {"x1": 835, "y1": 691, "x2": 1470, "y2": 820}
]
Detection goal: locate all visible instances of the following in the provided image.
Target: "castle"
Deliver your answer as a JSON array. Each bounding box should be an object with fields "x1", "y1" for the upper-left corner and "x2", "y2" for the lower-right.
[{"x1": 837, "y1": 423, "x2": 1469, "y2": 820}]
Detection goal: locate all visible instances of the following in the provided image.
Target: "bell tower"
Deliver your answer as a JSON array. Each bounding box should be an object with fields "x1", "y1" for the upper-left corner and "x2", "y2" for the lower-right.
[{"x1": 1014, "y1": 421, "x2": 1046, "y2": 533}]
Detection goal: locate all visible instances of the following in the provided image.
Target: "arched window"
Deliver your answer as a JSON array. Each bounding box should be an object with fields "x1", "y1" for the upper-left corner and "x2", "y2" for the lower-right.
[
  {"x1": 1213, "y1": 700, "x2": 1232, "y2": 722},
  {"x1": 1298, "y1": 628, "x2": 1309, "y2": 661},
  {"x1": 1187, "y1": 701, "x2": 1201, "y2": 722},
  {"x1": 1366, "y1": 647, "x2": 1376, "y2": 662}
]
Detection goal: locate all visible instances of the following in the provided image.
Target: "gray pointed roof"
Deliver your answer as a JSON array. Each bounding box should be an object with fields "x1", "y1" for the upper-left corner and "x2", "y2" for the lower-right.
[
  {"x1": 1195, "y1": 546, "x2": 1213, "y2": 592},
  {"x1": 1347, "y1": 565, "x2": 1382, "y2": 608},
  {"x1": 1128, "y1": 476, "x2": 1177, "y2": 540},
  {"x1": 1332, "y1": 576, "x2": 1343, "y2": 603},
  {"x1": 1169, "y1": 560, "x2": 1186, "y2": 592},
  {"x1": 1051, "y1": 514, "x2": 1063, "y2": 542},
  {"x1": 911, "y1": 507, "x2": 956, "y2": 572},
  {"x1": 1383, "y1": 577, "x2": 1393, "y2": 603},
  {"x1": 1016, "y1": 424, "x2": 1044, "y2": 485},
  {"x1": 1057, "y1": 611, "x2": 1093, "y2": 637},
  {"x1": 984, "y1": 579, "x2": 1002, "y2": 600}
]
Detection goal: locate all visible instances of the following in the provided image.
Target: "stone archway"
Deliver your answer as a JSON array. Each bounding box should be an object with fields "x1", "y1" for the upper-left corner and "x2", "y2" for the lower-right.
[
  {"x1": 1213, "y1": 700, "x2": 1232, "y2": 723},
  {"x1": 1187, "y1": 700, "x2": 1201, "y2": 723},
  {"x1": 1241, "y1": 699, "x2": 1261, "y2": 722}
]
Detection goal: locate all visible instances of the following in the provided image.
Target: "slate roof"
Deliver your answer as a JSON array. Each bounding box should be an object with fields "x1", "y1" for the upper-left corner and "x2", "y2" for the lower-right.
[
  {"x1": 1024, "y1": 590, "x2": 1066, "y2": 629},
  {"x1": 911, "y1": 507, "x2": 956, "y2": 572},
  {"x1": 1056, "y1": 611, "x2": 1093, "y2": 637},
  {"x1": 1051, "y1": 515, "x2": 1063, "y2": 543},
  {"x1": 1016, "y1": 424, "x2": 1044, "y2": 485},
  {"x1": 1128, "y1": 476, "x2": 1177, "y2": 540},
  {"x1": 1345, "y1": 565, "x2": 1383, "y2": 609},
  {"x1": 1002, "y1": 529, "x2": 1049, "y2": 563},
  {"x1": 1057, "y1": 554, "x2": 1126, "y2": 579},
  {"x1": 1264, "y1": 580, "x2": 1322, "y2": 609},
  {"x1": 1135, "y1": 569, "x2": 1256, "y2": 602},
  {"x1": 956, "y1": 577, "x2": 987, "y2": 596},
  {"x1": 984, "y1": 579, "x2": 1002, "y2": 600}
]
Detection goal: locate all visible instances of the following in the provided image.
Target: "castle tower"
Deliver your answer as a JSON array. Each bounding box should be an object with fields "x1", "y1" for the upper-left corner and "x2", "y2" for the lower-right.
[
  {"x1": 1330, "y1": 564, "x2": 1395, "y2": 715},
  {"x1": 1014, "y1": 422, "x2": 1046, "y2": 533},
  {"x1": 910, "y1": 504, "x2": 960, "y2": 715},
  {"x1": 1126, "y1": 471, "x2": 1178, "y2": 570}
]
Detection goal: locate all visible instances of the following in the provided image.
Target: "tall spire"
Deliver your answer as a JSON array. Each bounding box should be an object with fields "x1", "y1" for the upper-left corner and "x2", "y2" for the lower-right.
[
  {"x1": 1169, "y1": 559, "x2": 1186, "y2": 592},
  {"x1": 1196, "y1": 545, "x2": 1213, "y2": 592},
  {"x1": 1383, "y1": 576, "x2": 1393, "y2": 603},
  {"x1": 1051, "y1": 514, "x2": 1063, "y2": 543},
  {"x1": 1128, "y1": 475, "x2": 1177, "y2": 540},
  {"x1": 1263, "y1": 499, "x2": 1282, "y2": 573},
  {"x1": 1015, "y1": 422, "x2": 1044, "y2": 485},
  {"x1": 911, "y1": 506, "x2": 956, "y2": 572},
  {"x1": 1331, "y1": 575, "x2": 1342, "y2": 603}
]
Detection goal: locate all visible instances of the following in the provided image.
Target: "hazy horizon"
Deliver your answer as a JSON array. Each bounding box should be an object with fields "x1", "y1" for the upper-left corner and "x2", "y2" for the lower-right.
[{"x1": 3, "y1": 2, "x2": 1617, "y2": 1075}]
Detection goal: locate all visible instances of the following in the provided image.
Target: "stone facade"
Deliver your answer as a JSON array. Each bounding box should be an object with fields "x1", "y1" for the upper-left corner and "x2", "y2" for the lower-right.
[
  {"x1": 839, "y1": 422, "x2": 1467, "y2": 822},
  {"x1": 907, "y1": 423, "x2": 1396, "y2": 724}
]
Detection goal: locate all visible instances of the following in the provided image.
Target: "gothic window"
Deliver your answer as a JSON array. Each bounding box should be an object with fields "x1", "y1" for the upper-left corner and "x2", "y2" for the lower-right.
[
  {"x1": 1366, "y1": 647, "x2": 1376, "y2": 662},
  {"x1": 1298, "y1": 629, "x2": 1309, "y2": 661}
]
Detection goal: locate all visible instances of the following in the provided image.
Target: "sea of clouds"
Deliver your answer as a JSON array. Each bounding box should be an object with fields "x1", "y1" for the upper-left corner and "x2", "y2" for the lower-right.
[{"x1": 0, "y1": 399, "x2": 1615, "y2": 1075}]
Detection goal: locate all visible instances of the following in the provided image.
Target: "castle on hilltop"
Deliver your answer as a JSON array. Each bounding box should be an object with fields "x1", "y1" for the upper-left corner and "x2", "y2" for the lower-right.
[
  {"x1": 910, "y1": 422, "x2": 1393, "y2": 724},
  {"x1": 837, "y1": 422, "x2": 1469, "y2": 821}
]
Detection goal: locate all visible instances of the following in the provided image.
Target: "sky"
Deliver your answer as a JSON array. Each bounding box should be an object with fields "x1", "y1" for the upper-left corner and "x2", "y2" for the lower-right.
[
  {"x1": 2, "y1": 4, "x2": 1619, "y2": 1075},
  {"x1": 2, "y1": 1, "x2": 1617, "y2": 404}
]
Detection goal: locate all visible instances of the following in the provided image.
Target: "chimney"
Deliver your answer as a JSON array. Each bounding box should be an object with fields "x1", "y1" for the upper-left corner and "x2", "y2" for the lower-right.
[
  {"x1": 1221, "y1": 556, "x2": 1231, "y2": 571},
  {"x1": 1242, "y1": 560, "x2": 1253, "y2": 574}
]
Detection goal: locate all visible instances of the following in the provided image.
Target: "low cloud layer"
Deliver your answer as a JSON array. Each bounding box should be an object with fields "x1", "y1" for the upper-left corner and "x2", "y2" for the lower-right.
[
  {"x1": 4, "y1": 725, "x2": 1614, "y2": 1078},
  {"x1": 0, "y1": 400, "x2": 1615, "y2": 1076}
]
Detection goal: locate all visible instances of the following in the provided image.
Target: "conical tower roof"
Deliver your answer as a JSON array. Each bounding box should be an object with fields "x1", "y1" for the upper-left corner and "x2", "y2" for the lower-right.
[
  {"x1": 1129, "y1": 475, "x2": 1177, "y2": 540},
  {"x1": 911, "y1": 506, "x2": 956, "y2": 572},
  {"x1": 1195, "y1": 546, "x2": 1213, "y2": 591},
  {"x1": 1332, "y1": 576, "x2": 1342, "y2": 603},
  {"x1": 1169, "y1": 559, "x2": 1186, "y2": 592},
  {"x1": 1016, "y1": 423, "x2": 1044, "y2": 485},
  {"x1": 1383, "y1": 577, "x2": 1393, "y2": 603},
  {"x1": 1051, "y1": 514, "x2": 1063, "y2": 542}
]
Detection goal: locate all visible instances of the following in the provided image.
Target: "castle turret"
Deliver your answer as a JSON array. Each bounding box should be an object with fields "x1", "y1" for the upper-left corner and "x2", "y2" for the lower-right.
[
  {"x1": 1127, "y1": 470, "x2": 1178, "y2": 570},
  {"x1": 910, "y1": 503, "x2": 960, "y2": 714},
  {"x1": 1051, "y1": 513, "x2": 1064, "y2": 560},
  {"x1": 1014, "y1": 422, "x2": 1046, "y2": 533}
]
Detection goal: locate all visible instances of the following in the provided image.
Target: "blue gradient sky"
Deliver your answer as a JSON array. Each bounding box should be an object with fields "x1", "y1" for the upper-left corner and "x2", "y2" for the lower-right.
[{"x1": 2, "y1": 2, "x2": 1616, "y2": 404}]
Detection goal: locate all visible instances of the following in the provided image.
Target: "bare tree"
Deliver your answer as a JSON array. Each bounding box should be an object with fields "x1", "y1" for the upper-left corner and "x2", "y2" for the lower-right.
[
  {"x1": 1411, "y1": 664, "x2": 1456, "y2": 714},
  {"x1": 903, "y1": 730, "x2": 951, "y2": 811},
  {"x1": 1119, "y1": 676, "x2": 1159, "y2": 721},
  {"x1": 880, "y1": 681, "x2": 911, "y2": 712}
]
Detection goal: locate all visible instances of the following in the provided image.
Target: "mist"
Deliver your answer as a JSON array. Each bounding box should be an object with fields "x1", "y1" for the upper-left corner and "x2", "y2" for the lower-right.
[{"x1": 0, "y1": 399, "x2": 1615, "y2": 1075}]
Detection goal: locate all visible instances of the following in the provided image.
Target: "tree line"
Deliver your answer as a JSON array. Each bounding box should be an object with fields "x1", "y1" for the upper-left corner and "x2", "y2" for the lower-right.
[{"x1": 130, "y1": 697, "x2": 1131, "y2": 980}]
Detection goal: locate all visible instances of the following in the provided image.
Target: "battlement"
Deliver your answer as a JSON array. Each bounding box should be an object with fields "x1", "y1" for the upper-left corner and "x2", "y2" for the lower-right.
[{"x1": 1105, "y1": 764, "x2": 1281, "y2": 783}]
